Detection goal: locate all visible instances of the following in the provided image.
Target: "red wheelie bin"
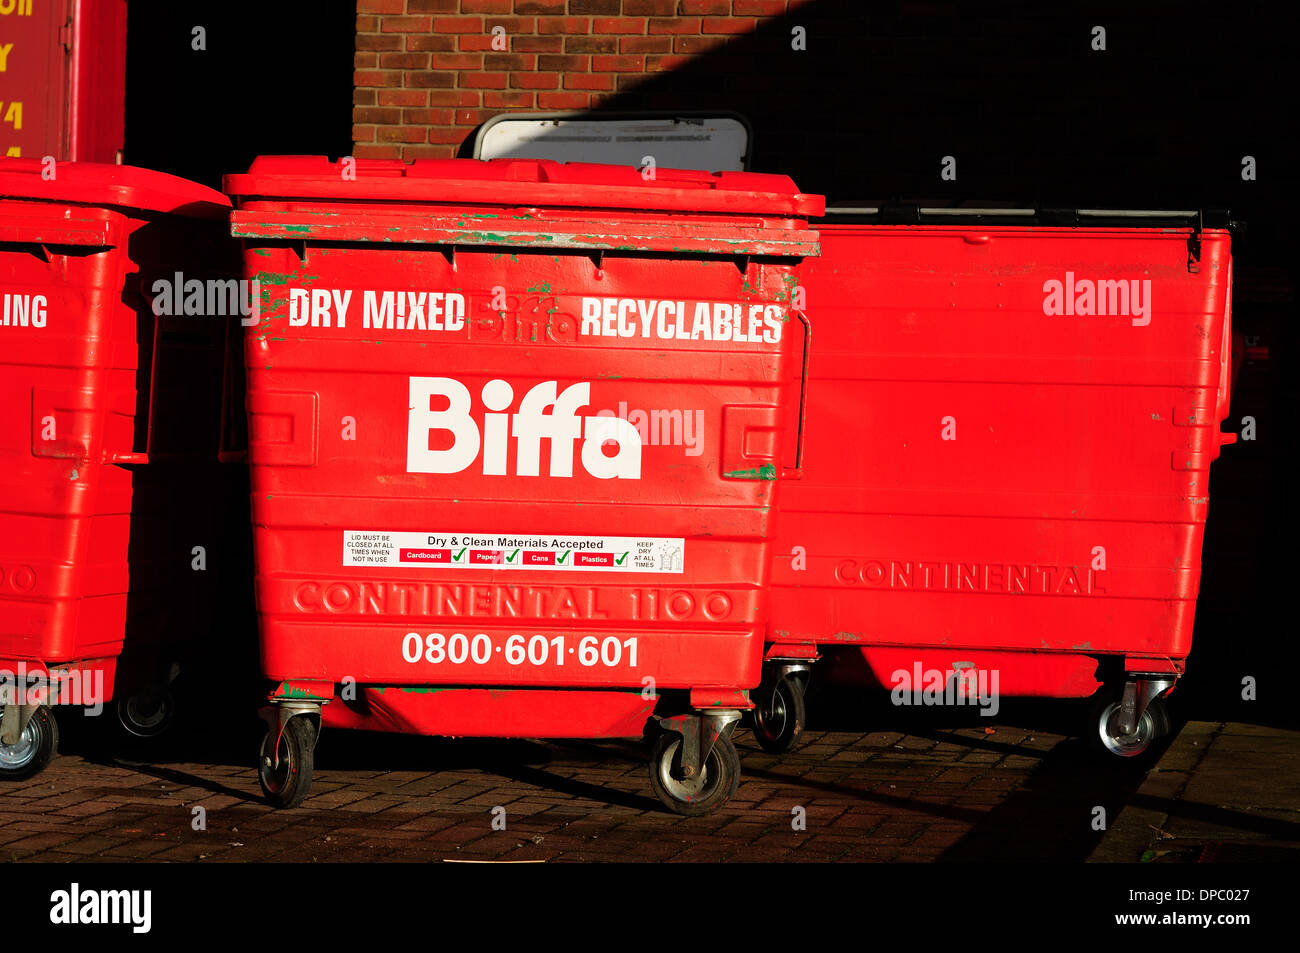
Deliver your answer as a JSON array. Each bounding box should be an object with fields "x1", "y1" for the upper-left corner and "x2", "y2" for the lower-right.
[
  {"x1": 224, "y1": 156, "x2": 821, "y2": 814},
  {"x1": 758, "y1": 209, "x2": 1235, "y2": 760},
  {"x1": 0, "y1": 159, "x2": 233, "y2": 778}
]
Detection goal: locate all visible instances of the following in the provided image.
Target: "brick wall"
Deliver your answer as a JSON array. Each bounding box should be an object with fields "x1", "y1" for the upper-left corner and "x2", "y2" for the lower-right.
[{"x1": 353, "y1": 1, "x2": 809, "y2": 161}]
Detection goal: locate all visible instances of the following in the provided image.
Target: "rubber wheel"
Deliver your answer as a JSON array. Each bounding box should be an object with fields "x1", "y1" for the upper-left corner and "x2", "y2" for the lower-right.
[
  {"x1": 259, "y1": 717, "x2": 316, "y2": 808},
  {"x1": 648, "y1": 728, "x2": 740, "y2": 816},
  {"x1": 1088, "y1": 692, "x2": 1171, "y2": 761},
  {"x1": 116, "y1": 689, "x2": 175, "y2": 739},
  {"x1": 0, "y1": 707, "x2": 58, "y2": 781},
  {"x1": 751, "y1": 673, "x2": 806, "y2": 754}
]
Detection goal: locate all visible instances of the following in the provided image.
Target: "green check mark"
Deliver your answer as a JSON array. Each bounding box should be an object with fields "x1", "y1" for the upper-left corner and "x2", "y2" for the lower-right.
[
  {"x1": 615, "y1": 552, "x2": 629, "y2": 565},
  {"x1": 507, "y1": 549, "x2": 520, "y2": 563},
  {"x1": 556, "y1": 551, "x2": 570, "y2": 564},
  {"x1": 454, "y1": 547, "x2": 467, "y2": 561}
]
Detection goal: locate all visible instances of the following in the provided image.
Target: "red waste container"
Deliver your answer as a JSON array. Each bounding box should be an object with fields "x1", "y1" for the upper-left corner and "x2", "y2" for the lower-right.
[
  {"x1": 758, "y1": 213, "x2": 1234, "y2": 760},
  {"x1": 224, "y1": 156, "x2": 821, "y2": 813},
  {"x1": 0, "y1": 158, "x2": 233, "y2": 778}
]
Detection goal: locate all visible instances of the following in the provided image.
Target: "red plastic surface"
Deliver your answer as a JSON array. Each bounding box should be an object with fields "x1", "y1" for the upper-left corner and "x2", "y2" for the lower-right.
[
  {"x1": 232, "y1": 157, "x2": 820, "y2": 730},
  {"x1": 0, "y1": 157, "x2": 230, "y2": 217},
  {"x1": 0, "y1": 0, "x2": 126, "y2": 163},
  {"x1": 770, "y1": 224, "x2": 1233, "y2": 695},
  {"x1": 0, "y1": 159, "x2": 234, "y2": 697}
]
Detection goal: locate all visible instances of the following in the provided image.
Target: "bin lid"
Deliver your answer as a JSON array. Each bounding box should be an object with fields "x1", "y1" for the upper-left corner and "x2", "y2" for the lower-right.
[
  {"x1": 224, "y1": 156, "x2": 822, "y2": 217},
  {"x1": 0, "y1": 158, "x2": 231, "y2": 219},
  {"x1": 225, "y1": 157, "x2": 821, "y2": 256}
]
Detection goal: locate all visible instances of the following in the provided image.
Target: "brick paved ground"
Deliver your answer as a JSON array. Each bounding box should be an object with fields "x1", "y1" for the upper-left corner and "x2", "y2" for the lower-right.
[
  {"x1": 1090, "y1": 721, "x2": 1300, "y2": 863},
  {"x1": 3, "y1": 691, "x2": 1183, "y2": 863}
]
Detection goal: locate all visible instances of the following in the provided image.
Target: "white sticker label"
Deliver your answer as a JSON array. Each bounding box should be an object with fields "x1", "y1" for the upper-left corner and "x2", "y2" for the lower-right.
[{"x1": 343, "y1": 531, "x2": 684, "y2": 573}]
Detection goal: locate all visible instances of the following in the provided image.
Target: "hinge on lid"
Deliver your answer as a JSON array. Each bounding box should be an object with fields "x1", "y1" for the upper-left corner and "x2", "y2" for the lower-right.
[{"x1": 1187, "y1": 209, "x2": 1203, "y2": 273}]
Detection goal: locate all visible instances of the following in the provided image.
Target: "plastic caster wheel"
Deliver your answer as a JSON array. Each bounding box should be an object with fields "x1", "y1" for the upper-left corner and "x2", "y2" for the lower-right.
[
  {"x1": 0, "y1": 707, "x2": 59, "y2": 781},
  {"x1": 116, "y1": 690, "x2": 175, "y2": 739},
  {"x1": 751, "y1": 673, "x2": 806, "y2": 754},
  {"x1": 1089, "y1": 693, "x2": 1170, "y2": 760},
  {"x1": 648, "y1": 728, "x2": 740, "y2": 816},
  {"x1": 259, "y1": 717, "x2": 316, "y2": 808}
]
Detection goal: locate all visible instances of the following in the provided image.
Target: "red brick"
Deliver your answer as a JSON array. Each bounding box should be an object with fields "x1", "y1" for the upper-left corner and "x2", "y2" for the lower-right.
[
  {"x1": 407, "y1": 34, "x2": 457, "y2": 51},
  {"x1": 563, "y1": 72, "x2": 615, "y2": 90},
  {"x1": 623, "y1": 0, "x2": 677, "y2": 14},
  {"x1": 565, "y1": 36, "x2": 617, "y2": 53},
  {"x1": 379, "y1": 89, "x2": 431, "y2": 105},
  {"x1": 355, "y1": 52, "x2": 378, "y2": 68},
  {"x1": 403, "y1": 108, "x2": 455, "y2": 125},
  {"x1": 592, "y1": 54, "x2": 644, "y2": 71},
  {"x1": 381, "y1": 16, "x2": 434, "y2": 32},
  {"x1": 538, "y1": 53, "x2": 589, "y2": 71},
  {"x1": 674, "y1": 34, "x2": 727, "y2": 53},
  {"x1": 734, "y1": 0, "x2": 788, "y2": 13},
  {"x1": 354, "y1": 69, "x2": 403, "y2": 87},
  {"x1": 645, "y1": 54, "x2": 691, "y2": 70},
  {"x1": 379, "y1": 52, "x2": 431, "y2": 68},
  {"x1": 378, "y1": 126, "x2": 429, "y2": 143},
  {"x1": 484, "y1": 90, "x2": 536, "y2": 108},
  {"x1": 679, "y1": 0, "x2": 729, "y2": 12},
  {"x1": 356, "y1": 33, "x2": 403, "y2": 51},
  {"x1": 483, "y1": 53, "x2": 537, "y2": 70},
  {"x1": 454, "y1": 108, "x2": 493, "y2": 126},
  {"x1": 484, "y1": 16, "x2": 535, "y2": 32},
  {"x1": 703, "y1": 16, "x2": 756, "y2": 33},
  {"x1": 458, "y1": 35, "x2": 500, "y2": 51},
  {"x1": 461, "y1": 0, "x2": 512, "y2": 11},
  {"x1": 352, "y1": 124, "x2": 378, "y2": 142},
  {"x1": 511, "y1": 36, "x2": 563, "y2": 52},
  {"x1": 433, "y1": 16, "x2": 484, "y2": 32},
  {"x1": 431, "y1": 53, "x2": 484, "y2": 69},
  {"x1": 427, "y1": 128, "x2": 471, "y2": 145},
  {"x1": 459, "y1": 71, "x2": 509, "y2": 88},
  {"x1": 353, "y1": 107, "x2": 402, "y2": 124},
  {"x1": 353, "y1": 144, "x2": 403, "y2": 159},
  {"x1": 511, "y1": 72, "x2": 560, "y2": 89},
  {"x1": 537, "y1": 92, "x2": 591, "y2": 109},
  {"x1": 356, "y1": 16, "x2": 379, "y2": 31},
  {"x1": 567, "y1": 0, "x2": 620, "y2": 13},
  {"x1": 648, "y1": 17, "x2": 701, "y2": 34},
  {"x1": 619, "y1": 36, "x2": 671, "y2": 52},
  {"x1": 354, "y1": 88, "x2": 378, "y2": 105},
  {"x1": 514, "y1": 0, "x2": 565, "y2": 12},
  {"x1": 593, "y1": 17, "x2": 646, "y2": 34},
  {"x1": 408, "y1": 0, "x2": 460, "y2": 10},
  {"x1": 427, "y1": 89, "x2": 482, "y2": 106},
  {"x1": 537, "y1": 17, "x2": 590, "y2": 34},
  {"x1": 357, "y1": 0, "x2": 404, "y2": 11},
  {"x1": 407, "y1": 71, "x2": 456, "y2": 87}
]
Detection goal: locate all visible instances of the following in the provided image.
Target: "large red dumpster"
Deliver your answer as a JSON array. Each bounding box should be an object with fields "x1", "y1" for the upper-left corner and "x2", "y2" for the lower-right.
[
  {"x1": 758, "y1": 213, "x2": 1234, "y2": 760},
  {"x1": 0, "y1": 158, "x2": 232, "y2": 778},
  {"x1": 224, "y1": 156, "x2": 821, "y2": 813}
]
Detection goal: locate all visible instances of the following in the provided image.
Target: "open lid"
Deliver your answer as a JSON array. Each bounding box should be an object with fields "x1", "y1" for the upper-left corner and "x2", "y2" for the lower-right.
[
  {"x1": 225, "y1": 156, "x2": 822, "y2": 257},
  {"x1": 0, "y1": 158, "x2": 230, "y2": 219},
  {"x1": 224, "y1": 155, "x2": 822, "y2": 217},
  {"x1": 471, "y1": 111, "x2": 753, "y2": 172}
]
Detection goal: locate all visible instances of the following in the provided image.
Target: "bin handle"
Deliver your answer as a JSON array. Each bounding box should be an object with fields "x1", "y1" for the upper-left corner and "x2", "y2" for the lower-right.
[{"x1": 782, "y1": 308, "x2": 810, "y2": 478}]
